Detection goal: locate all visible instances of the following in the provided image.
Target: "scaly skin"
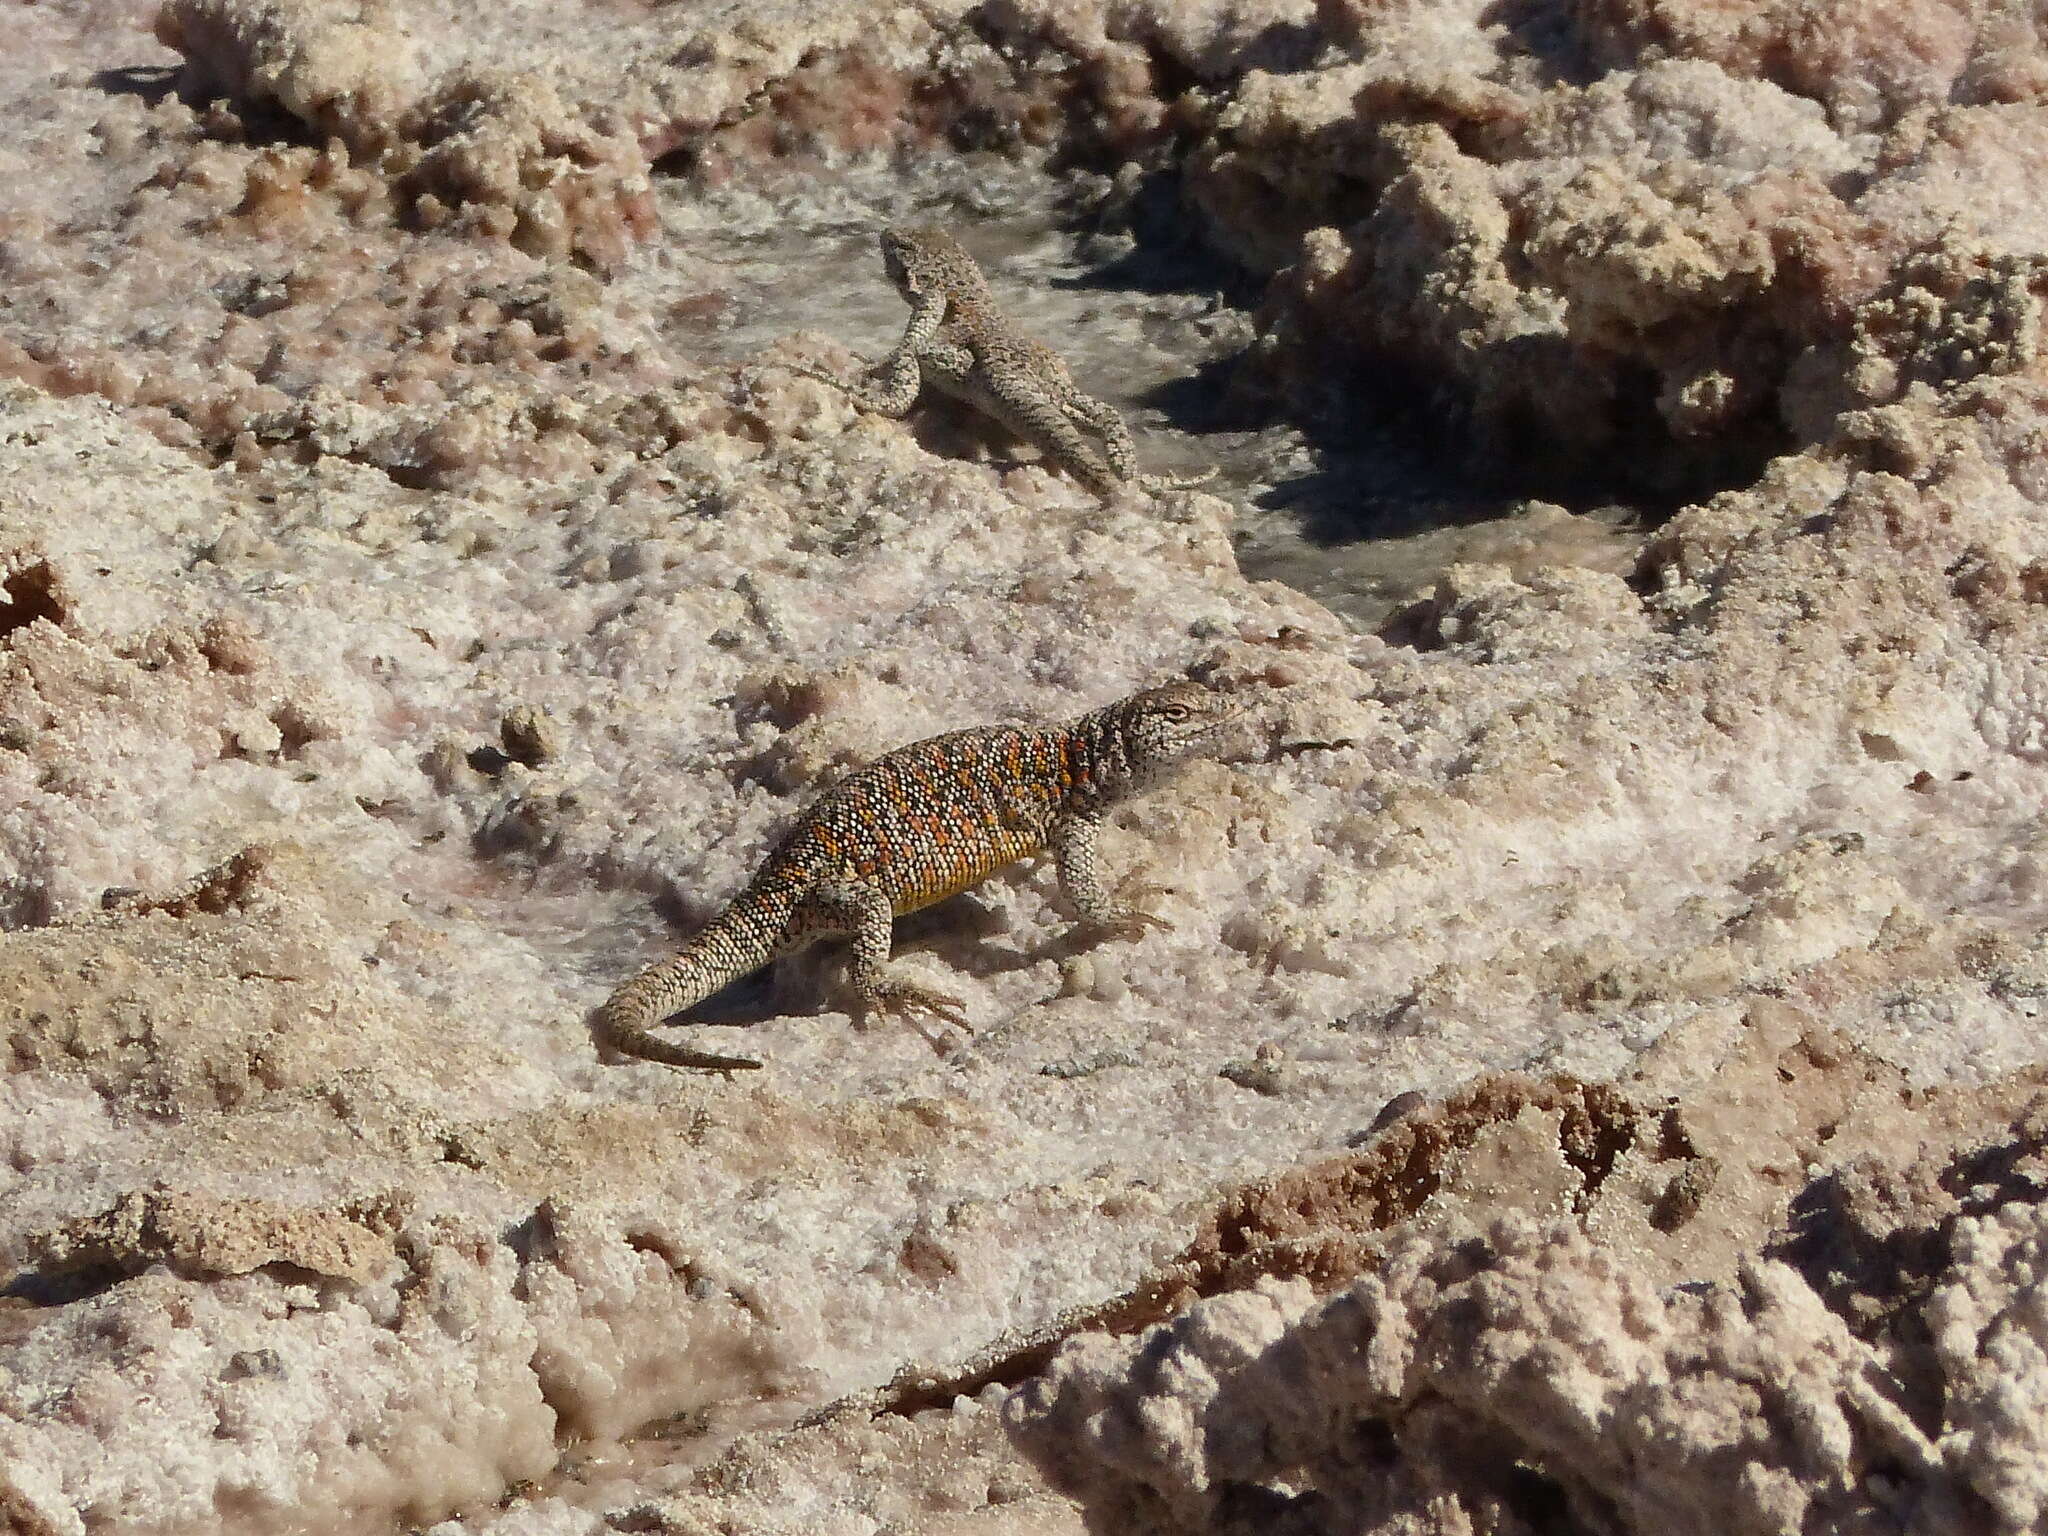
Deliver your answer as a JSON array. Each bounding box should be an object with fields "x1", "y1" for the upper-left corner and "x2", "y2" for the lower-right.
[
  {"x1": 596, "y1": 680, "x2": 1245, "y2": 1073},
  {"x1": 791, "y1": 226, "x2": 1217, "y2": 498}
]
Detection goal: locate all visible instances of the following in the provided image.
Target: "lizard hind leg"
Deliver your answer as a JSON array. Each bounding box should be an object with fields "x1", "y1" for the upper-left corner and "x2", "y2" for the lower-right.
[
  {"x1": 968, "y1": 356, "x2": 1122, "y2": 497},
  {"x1": 808, "y1": 880, "x2": 974, "y2": 1051},
  {"x1": 1059, "y1": 382, "x2": 1219, "y2": 495},
  {"x1": 1057, "y1": 387, "x2": 1144, "y2": 481}
]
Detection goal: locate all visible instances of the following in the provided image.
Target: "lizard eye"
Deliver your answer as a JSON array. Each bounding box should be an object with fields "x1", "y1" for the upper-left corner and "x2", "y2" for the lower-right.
[{"x1": 1158, "y1": 704, "x2": 1190, "y2": 723}]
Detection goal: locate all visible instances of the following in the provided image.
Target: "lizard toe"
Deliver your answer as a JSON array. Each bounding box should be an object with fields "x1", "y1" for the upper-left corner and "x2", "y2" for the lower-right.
[{"x1": 1101, "y1": 907, "x2": 1172, "y2": 939}]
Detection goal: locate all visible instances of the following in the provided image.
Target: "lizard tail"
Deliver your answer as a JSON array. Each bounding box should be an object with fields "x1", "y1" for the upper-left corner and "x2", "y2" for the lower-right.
[{"x1": 595, "y1": 902, "x2": 787, "y2": 1073}]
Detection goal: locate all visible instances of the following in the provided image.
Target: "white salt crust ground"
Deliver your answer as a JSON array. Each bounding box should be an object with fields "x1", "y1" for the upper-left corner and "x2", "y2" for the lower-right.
[{"x1": 3, "y1": 0, "x2": 2048, "y2": 1533}]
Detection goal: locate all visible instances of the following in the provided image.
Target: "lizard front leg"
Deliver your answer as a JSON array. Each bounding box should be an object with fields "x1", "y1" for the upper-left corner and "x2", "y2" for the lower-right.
[
  {"x1": 1051, "y1": 809, "x2": 1171, "y2": 937},
  {"x1": 790, "y1": 346, "x2": 925, "y2": 417},
  {"x1": 792, "y1": 283, "x2": 953, "y2": 415}
]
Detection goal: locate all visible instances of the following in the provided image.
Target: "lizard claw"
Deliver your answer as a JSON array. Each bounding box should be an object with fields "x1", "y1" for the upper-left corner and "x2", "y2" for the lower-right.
[
  {"x1": 887, "y1": 983, "x2": 972, "y2": 1031},
  {"x1": 1088, "y1": 879, "x2": 1176, "y2": 938},
  {"x1": 1097, "y1": 907, "x2": 1172, "y2": 939},
  {"x1": 866, "y1": 979, "x2": 974, "y2": 1054}
]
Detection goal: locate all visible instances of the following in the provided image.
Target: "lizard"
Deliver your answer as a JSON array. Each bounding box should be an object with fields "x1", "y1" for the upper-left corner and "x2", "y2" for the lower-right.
[
  {"x1": 596, "y1": 679, "x2": 1246, "y2": 1073},
  {"x1": 787, "y1": 225, "x2": 1217, "y2": 499}
]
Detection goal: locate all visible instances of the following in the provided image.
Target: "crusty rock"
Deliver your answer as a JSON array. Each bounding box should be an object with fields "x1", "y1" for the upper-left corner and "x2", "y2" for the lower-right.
[
  {"x1": 1007, "y1": 1208, "x2": 2048, "y2": 1534},
  {"x1": 156, "y1": 0, "x2": 423, "y2": 153},
  {"x1": 26, "y1": 1187, "x2": 396, "y2": 1286},
  {"x1": 6, "y1": 0, "x2": 2048, "y2": 1532}
]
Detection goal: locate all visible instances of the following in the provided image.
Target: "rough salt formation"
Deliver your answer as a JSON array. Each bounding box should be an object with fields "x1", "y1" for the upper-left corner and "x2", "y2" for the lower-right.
[
  {"x1": 1177, "y1": 0, "x2": 2048, "y2": 496},
  {"x1": 157, "y1": 0, "x2": 655, "y2": 265},
  {"x1": 154, "y1": 0, "x2": 426, "y2": 155},
  {"x1": 1007, "y1": 1009, "x2": 2048, "y2": 1532},
  {"x1": 3, "y1": 0, "x2": 2048, "y2": 1533},
  {"x1": 1010, "y1": 1204, "x2": 2048, "y2": 1535},
  {"x1": 26, "y1": 1185, "x2": 395, "y2": 1288}
]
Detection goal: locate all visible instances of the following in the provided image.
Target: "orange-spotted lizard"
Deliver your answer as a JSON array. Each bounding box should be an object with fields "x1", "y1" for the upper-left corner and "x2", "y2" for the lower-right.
[{"x1": 597, "y1": 680, "x2": 1244, "y2": 1072}]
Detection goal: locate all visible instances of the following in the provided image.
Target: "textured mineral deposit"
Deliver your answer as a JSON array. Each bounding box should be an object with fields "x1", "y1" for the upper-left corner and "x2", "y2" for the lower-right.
[{"x1": 4, "y1": 0, "x2": 2048, "y2": 1532}]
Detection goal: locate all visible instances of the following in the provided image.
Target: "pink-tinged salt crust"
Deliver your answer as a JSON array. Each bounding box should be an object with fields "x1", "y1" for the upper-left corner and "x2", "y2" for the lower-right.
[{"x1": 2, "y1": 0, "x2": 2048, "y2": 1531}]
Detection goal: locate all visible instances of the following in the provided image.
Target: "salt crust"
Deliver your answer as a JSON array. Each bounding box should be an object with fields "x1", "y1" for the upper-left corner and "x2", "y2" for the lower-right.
[
  {"x1": 2, "y1": 0, "x2": 2048, "y2": 1531},
  {"x1": 1010, "y1": 1206, "x2": 2048, "y2": 1535},
  {"x1": 1157, "y1": 0, "x2": 2048, "y2": 495},
  {"x1": 1008, "y1": 1006, "x2": 2048, "y2": 1532}
]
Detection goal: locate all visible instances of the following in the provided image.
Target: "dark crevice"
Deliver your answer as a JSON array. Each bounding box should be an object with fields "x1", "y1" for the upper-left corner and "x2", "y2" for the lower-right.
[
  {"x1": 0, "y1": 562, "x2": 68, "y2": 640},
  {"x1": 89, "y1": 65, "x2": 183, "y2": 108},
  {"x1": 1476, "y1": 0, "x2": 1601, "y2": 86},
  {"x1": 2, "y1": 1264, "x2": 128, "y2": 1307},
  {"x1": 1270, "y1": 341, "x2": 1791, "y2": 519},
  {"x1": 1051, "y1": 162, "x2": 1784, "y2": 635},
  {"x1": 649, "y1": 143, "x2": 699, "y2": 178},
  {"x1": 1501, "y1": 1461, "x2": 1606, "y2": 1536}
]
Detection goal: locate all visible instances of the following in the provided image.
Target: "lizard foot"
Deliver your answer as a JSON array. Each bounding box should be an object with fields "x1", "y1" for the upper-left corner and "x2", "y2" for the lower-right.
[
  {"x1": 1138, "y1": 466, "x2": 1220, "y2": 494},
  {"x1": 870, "y1": 979, "x2": 972, "y2": 1029},
  {"x1": 1084, "y1": 879, "x2": 1177, "y2": 939},
  {"x1": 863, "y1": 977, "x2": 974, "y2": 1054},
  {"x1": 780, "y1": 360, "x2": 857, "y2": 389},
  {"x1": 777, "y1": 359, "x2": 914, "y2": 419}
]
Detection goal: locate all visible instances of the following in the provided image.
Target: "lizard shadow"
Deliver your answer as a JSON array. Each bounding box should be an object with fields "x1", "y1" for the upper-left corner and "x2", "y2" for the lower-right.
[
  {"x1": 816, "y1": 891, "x2": 1070, "y2": 999},
  {"x1": 630, "y1": 887, "x2": 1095, "y2": 1041},
  {"x1": 894, "y1": 889, "x2": 1117, "y2": 983},
  {"x1": 887, "y1": 883, "x2": 1190, "y2": 999},
  {"x1": 895, "y1": 395, "x2": 1059, "y2": 479}
]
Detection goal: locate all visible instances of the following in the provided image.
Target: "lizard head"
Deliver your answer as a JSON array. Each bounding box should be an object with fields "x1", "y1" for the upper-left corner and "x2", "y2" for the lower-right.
[
  {"x1": 879, "y1": 226, "x2": 986, "y2": 304},
  {"x1": 1107, "y1": 680, "x2": 1248, "y2": 776}
]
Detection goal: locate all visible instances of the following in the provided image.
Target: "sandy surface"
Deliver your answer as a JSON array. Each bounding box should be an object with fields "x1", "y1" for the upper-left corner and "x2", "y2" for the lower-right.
[{"x1": 3, "y1": 0, "x2": 2048, "y2": 1532}]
